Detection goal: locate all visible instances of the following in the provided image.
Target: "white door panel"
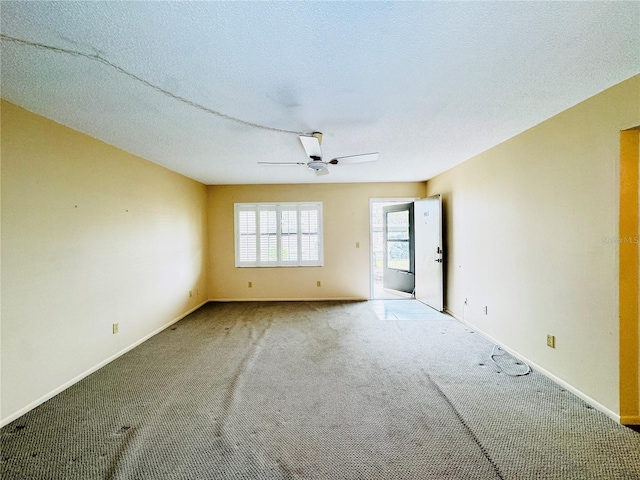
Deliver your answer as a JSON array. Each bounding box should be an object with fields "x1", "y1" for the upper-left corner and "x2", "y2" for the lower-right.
[{"x1": 414, "y1": 196, "x2": 443, "y2": 311}]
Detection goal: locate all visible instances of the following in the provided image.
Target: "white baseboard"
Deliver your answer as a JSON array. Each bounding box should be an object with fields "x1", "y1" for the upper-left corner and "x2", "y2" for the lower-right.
[
  {"x1": 444, "y1": 309, "x2": 622, "y2": 424},
  {"x1": 210, "y1": 297, "x2": 368, "y2": 302},
  {"x1": 1, "y1": 300, "x2": 208, "y2": 428}
]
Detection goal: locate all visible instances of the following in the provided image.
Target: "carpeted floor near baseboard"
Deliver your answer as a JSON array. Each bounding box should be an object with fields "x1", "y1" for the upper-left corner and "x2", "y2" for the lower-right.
[{"x1": 1, "y1": 300, "x2": 639, "y2": 479}]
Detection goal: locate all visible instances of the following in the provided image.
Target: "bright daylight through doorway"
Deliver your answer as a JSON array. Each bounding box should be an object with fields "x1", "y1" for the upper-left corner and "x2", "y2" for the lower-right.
[{"x1": 370, "y1": 198, "x2": 417, "y2": 299}]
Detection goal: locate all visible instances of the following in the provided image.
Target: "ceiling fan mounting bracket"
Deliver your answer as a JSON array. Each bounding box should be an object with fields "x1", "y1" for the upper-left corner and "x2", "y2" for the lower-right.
[{"x1": 311, "y1": 132, "x2": 323, "y2": 144}]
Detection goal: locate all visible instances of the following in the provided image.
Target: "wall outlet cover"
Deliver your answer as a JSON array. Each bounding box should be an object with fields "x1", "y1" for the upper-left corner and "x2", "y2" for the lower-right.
[{"x1": 546, "y1": 334, "x2": 556, "y2": 348}]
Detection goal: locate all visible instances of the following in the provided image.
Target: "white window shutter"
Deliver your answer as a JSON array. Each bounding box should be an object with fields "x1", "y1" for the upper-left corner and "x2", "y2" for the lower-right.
[{"x1": 235, "y1": 202, "x2": 322, "y2": 267}]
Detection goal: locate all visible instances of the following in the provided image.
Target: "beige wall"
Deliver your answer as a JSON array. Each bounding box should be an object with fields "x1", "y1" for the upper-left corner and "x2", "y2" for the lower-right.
[
  {"x1": 3, "y1": 75, "x2": 637, "y2": 425},
  {"x1": 1, "y1": 101, "x2": 209, "y2": 424},
  {"x1": 207, "y1": 183, "x2": 425, "y2": 300},
  {"x1": 426, "y1": 75, "x2": 640, "y2": 417}
]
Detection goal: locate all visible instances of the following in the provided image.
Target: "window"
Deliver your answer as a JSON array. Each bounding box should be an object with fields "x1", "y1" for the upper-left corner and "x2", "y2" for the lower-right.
[{"x1": 235, "y1": 202, "x2": 323, "y2": 267}]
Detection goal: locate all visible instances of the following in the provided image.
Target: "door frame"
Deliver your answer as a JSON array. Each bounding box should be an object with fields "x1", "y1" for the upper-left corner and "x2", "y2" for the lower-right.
[
  {"x1": 369, "y1": 197, "x2": 419, "y2": 299},
  {"x1": 619, "y1": 128, "x2": 639, "y2": 424},
  {"x1": 383, "y1": 202, "x2": 415, "y2": 295}
]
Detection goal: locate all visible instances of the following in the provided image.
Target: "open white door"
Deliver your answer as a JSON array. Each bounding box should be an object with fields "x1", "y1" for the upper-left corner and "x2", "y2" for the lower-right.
[{"x1": 414, "y1": 195, "x2": 443, "y2": 311}]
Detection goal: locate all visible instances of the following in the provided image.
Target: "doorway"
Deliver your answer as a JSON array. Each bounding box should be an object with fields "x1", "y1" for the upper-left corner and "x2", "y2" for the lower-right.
[
  {"x1": 370, "y1": 198, "x2": 417, "y2": 299},
  {"x1": 383, "y1": 202, "x2": 415, "y2": 295},
  {"x1": 619, "y1": 127, "x2": 639, "y2": 425}
]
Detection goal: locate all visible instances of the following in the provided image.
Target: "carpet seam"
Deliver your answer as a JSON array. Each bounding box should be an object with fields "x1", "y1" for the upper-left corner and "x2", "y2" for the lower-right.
[{"x1": 424, "y1": 371, "x2": 506, "y2": 480}]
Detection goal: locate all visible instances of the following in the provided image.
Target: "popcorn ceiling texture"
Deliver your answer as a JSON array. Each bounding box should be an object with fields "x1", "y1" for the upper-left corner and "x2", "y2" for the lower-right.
[{"x1": 1, "y1": 2, "x2": 638, "y2": 184}]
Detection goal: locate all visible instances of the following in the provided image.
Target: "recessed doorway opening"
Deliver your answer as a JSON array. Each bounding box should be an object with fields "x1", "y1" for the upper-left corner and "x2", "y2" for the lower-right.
[{"x1": 370, "y1": 198, "x2": 418, "y2": 299}]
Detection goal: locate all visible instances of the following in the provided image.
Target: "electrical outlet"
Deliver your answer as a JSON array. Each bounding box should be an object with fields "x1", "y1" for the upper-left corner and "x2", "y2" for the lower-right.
[
  {"x1": 483, "y1": 306, "x2": 488, "y2": 315},
  {"x1": 248, "y1": 281, "x2": 252, "y2": 288},
  {"x1": 189, "y1": 290, "x2": 193, "y2": 298},
  {"x1": 112, "y1": 323, "x2": 119, "y2": 334},
  {"x1": 546, "y1": 334, "x2": 556, "y2": 348},
  {"x1": 317, "y1": 281, "x2": 321, "y2": 287},
  {"x1": 356, "y1": 242, "x2": 360, "y2": 248}
]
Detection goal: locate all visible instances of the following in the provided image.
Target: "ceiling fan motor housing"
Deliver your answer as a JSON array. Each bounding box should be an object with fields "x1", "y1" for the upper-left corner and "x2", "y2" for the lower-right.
[{"x1": 307, "y1": 160, "x2": 326, "y2": 171}]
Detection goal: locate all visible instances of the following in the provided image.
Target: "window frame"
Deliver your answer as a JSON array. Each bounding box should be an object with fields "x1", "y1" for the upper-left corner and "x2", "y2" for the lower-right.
[{"x1": 234, "y1": 202, "x2": 324, "y2": 268}]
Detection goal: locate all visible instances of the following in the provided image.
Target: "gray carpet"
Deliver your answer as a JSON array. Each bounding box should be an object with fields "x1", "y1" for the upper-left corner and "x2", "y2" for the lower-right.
[{"x1": 1, "y1": 300, "x2": 639, "y2": 479}]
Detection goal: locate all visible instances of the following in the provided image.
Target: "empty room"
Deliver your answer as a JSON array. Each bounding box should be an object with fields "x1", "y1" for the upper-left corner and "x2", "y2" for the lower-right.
[{"x1": 1, "y1": 2, "x2": 639, "y2": 479}]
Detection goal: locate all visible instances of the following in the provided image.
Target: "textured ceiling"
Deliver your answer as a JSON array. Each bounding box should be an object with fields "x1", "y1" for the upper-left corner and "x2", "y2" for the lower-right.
[{"x1": 1, "y1": 1, "x2": 638, "y2": 185}]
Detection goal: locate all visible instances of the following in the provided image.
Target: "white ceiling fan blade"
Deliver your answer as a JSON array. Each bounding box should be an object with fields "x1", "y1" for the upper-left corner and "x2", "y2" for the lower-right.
[
  {"x1": 258, "y1": 162, "x2": 306, "y2": 166},
  {"x1": 315, "y1": 167, "x2": 329, "y2": 176},
  {"x1": 299, "y1": 135, "x2": 322, "y2": 159},
  {"x1": 330, "y1": 153, "x2": 379, "y2": 165}
]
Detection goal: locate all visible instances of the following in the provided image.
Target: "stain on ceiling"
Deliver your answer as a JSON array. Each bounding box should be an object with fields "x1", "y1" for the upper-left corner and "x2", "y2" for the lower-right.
[{"x1": 1, "y1": 1, "x2": 638, "y2": 184}]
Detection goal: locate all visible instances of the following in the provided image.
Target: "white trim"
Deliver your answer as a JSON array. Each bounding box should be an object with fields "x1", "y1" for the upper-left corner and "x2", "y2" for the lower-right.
[
  {"x1": 209, "y1": 297, "x2": 367, "y2": 302},
  {"x1": 369, "y1": 197, "x2": 420, "y2": 299},
  {"x1": 0, "y1": 300, "x2": 208, "y2": 428},
  {"x1": 445, "y1": 309, "x2": 622, "y2": 424}
]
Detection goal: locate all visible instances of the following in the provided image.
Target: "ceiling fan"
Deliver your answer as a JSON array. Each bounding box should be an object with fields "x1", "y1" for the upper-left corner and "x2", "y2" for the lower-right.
[{"x1": 258, "y1": 132, "x2": 379, "y2": 176}]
